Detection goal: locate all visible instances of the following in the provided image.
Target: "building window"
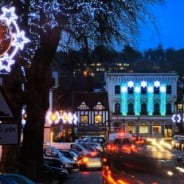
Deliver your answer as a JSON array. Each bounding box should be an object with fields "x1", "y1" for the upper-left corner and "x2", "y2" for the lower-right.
[
  {"x1": 115, "y1": 85, "x2": 120, "y2": 94},
  {"x1": 154, "y1": 103, "x2": 160, "y2": 115},
  {"x1": 95, "y1": 115, "x2": 102, "y2": 124},
  {"x1": 141, "y1": 87, "x2": 147, "y2": 94},
  {"x1": 128, "y1": 103, "x2": 134, "y2": 115},
  {"x1": 115, "y1": 103, "x2": 121, "y2": 114},
  {"x1": 177, "y1": 104, "x2": 183, "y2": 111},
  {"x1": 154, "y1": 87, "x2": 160, "y2": 94},
  {"x1": 77, "y1": 102, "x2": 89, "y2": 110},
  {"x1": 166, "y1": 85, "x2": 172, "y2": 94},
  {"x1": 166, "y1": 103, "x2": 172, "y2": 114},
  {"x1": 128, "y1": 87, "x2": 134, "y2": 94},
  {"x1": 81, "y1": 115, "x2": 88, "y2": 123},
  {"x1": 94, "y1": 102, "x2": 105, "y2": 110},
  {"x1": 141, "y1": 103, "x2": 147, "y2": 114},
  {"x1": 139, "y1": 125, "x2": 149, "y2": 134}
]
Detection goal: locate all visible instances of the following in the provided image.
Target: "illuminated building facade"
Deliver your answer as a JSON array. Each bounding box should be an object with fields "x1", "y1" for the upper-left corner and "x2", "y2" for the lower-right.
[
  {"x1": 71, "y1": 92, "x2": 109, "y2": 138},
  {"x1": 105, "y1": 72, "x2": 178, "y2": 137}
]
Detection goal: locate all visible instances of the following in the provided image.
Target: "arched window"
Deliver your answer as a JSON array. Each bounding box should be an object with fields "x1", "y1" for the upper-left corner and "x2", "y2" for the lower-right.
[
  {"x1": 114, "y1": 85, "x2": 120, "y2": 94},
  {"x1": 154, "y1": 103, "x2": 160, "y2": 115},
  {"x1": 166, "y1": 103, "x2": 172, "y2": 114},
  {"x1": 141, "y1": 87, "x2": 147, "y2": 94},
  {"x1": 128, "y1": 103, "x2": 134, "y2": 115},
  {"x1": 154, "y1": 87, "x2": 160, "y2": 94},
  {"x1": 141, "y1": 103, "x2": 147, "y2": 114},
  {"x1": 115, "y1": 103, "x2": 121, "y2": 114}
]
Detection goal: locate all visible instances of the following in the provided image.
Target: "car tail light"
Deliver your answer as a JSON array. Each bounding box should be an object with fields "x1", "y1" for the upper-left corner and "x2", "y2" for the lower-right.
[
  {"x1": 90, "y1": 151, "x2": 97, "y2": 157},
  {"x1": 102, "y1": 158, "x2": 107, "y2": 163},
  {"x1": 82, "y1": 157, "x2": 89, "y2": 163}
]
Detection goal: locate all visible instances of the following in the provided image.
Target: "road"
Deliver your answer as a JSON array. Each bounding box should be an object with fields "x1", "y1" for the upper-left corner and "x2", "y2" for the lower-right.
[
  {"x1": 61, "y1": 144, "x2": 184, "y2": 184},
  {"x1": 62, "y1": 170, "x2": 102, "y2": 184}
]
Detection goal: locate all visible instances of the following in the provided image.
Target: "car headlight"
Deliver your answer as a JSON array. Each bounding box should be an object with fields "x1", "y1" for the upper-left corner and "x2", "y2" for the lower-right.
[{"x1": 166, "y1": 170, "x2": 174, "y2": 176}]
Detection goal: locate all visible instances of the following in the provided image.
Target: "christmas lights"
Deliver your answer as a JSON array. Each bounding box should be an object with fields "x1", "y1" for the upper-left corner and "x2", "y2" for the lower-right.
[
  {"x1": 0, "y1": 7, "x2": 30, "y2": 73},
  {"x1": 134, "y1": 83, "x2": 141, "y2": 115},
  {"x1": 121, "y1": 84, "x2": 128, "y2": 115},
  {"x1": 147, "y1": 84, "x2": 154, "y2": 116},
  {"x1": 160, "y1": 84, "x2": 166, "y2": 116}
]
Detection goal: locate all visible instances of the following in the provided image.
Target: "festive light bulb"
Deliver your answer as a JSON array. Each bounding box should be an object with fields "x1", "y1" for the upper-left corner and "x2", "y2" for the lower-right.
[
  {"x1": 128, "y1": 81, "x2": 134, "y2": 88},
  {"x1": 154, "y1": 81, "x2": 160, "y2": 88},
  {"x1": 141, "y1": 81, "x2": 147, "y2": 88}
]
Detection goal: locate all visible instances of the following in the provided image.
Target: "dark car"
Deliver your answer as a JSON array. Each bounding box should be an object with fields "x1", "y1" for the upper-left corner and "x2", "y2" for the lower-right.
[
  {"x1": 3, "y1": 173, "x2": 35, "y2": 184},
  {"x1": 58, "y1": 150, "x2": 79, "y2": 168},
  {"x1": 43, "y1": 163, "x2": 68, "y2": 180},
  {"x1": 0, "y1": 175, "x2": 17, "y2": 184}
]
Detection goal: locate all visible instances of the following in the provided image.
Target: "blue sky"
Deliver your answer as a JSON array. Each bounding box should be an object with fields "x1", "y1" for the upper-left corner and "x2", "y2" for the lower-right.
[{"x1": 137, "y1": 0, "x2": 184, "y2": 51}]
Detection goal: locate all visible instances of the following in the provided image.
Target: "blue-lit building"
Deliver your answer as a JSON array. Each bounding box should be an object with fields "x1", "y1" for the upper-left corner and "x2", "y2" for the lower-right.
[{"x1": 104, "y1": 72, "x2": 178, "y2": 137}]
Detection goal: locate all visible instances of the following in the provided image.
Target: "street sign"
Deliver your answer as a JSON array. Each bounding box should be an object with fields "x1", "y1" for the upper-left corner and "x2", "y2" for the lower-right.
[
  {"x1": 0, "y1": 123, "x2": 18, "y2": 144},
  {"x1": 0, "y1": 87, "x2": 14, "y2": 119}
]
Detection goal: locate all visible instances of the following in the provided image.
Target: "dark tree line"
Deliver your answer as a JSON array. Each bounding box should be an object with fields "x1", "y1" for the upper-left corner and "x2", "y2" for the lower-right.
[{"x1": 54, "y1": 44, "x2": 184, "y2": 76}]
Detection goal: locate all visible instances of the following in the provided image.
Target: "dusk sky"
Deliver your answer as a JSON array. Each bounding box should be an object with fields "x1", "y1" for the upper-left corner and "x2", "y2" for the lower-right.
[{"x1": 138, "y1": 0, "x2": 184, "y2": 51}]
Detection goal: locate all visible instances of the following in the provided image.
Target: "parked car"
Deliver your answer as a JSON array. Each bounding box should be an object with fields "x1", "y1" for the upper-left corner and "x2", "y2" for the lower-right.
[
  {"x1": 0, "y1": 175, "x2": 17, "y2": 184},
  {"x1": 58, "y1": 150, "x2": 79, "y2": 168},
  {"x1": 83, "y1": 136, "x2": 106, "y2": 146},
  {"x1": 43, "y1": 163, "x2": 69, "y2": 180},
  {"x1": 43, "y1": 144, "x2": 75, "y2": 171},
  {"x1": 3, "y1": 173, "x2": 35, "y2": 184}
]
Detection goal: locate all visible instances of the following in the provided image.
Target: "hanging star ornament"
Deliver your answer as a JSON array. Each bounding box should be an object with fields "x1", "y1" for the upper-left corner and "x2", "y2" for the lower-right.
[{"x1": 0, "y1": 7, "x2": 30, "y2": 73}]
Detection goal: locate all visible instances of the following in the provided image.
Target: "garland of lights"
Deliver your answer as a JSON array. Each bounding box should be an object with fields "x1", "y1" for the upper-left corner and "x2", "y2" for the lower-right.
[
  {"x1": 0, "y1": 7, "x2": 30, "y2": 73},
  {"x1": 46, "y1": 110, "x2": 78, "y2": 125}
]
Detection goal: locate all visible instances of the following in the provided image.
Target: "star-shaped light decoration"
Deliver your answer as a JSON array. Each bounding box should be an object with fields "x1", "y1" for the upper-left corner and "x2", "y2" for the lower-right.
[
  {"x1": 0, "y1": 7, "x2": 30, "y2": 73},
  {"x1": 0, "y1": 7, "x2": 18, "y2": 25},
  {"x1": 127, "y1": 81, "x2": 134, "y2": 88},
  {"x1": 141, "y1": 81, "x2": 147, "y2": 88},
  {"x1": 12, "y1": 31, "x2": 30, "y2": 50},
  {"x1": 154, "y1": 81, "x2": 160, "y2": 88}
]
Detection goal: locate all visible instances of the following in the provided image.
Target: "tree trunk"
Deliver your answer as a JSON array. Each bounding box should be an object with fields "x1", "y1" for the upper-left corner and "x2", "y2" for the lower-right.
[
  {"x1": 19, "y1": 27, "x2": 61, "y2": 180},
  {"x1": 20, "y1": 56, "x2": 51, "y2": 180}
]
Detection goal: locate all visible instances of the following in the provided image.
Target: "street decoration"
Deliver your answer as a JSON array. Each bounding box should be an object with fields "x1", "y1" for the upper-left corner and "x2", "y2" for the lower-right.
[
  {"x1": 0, "y1": 7, "x2": 29, "y2": 73},
  {"x1": 46, "y1": 110, "x2": 60, "y2": 125},
  {"x1": 172, "y1": 113, "x2": 182, "y2": 123},
  {"x1": 60, "y1": 112, "x2": 78, "y2": 125},
  {"x1": 45, "y1": 110, "x2": 78, "y2": 125}
]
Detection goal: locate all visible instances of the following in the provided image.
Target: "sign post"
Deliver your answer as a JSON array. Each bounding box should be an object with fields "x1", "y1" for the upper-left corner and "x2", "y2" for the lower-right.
[{"x1": 0, "y1": 123, "x2": 18, "y2": 144}]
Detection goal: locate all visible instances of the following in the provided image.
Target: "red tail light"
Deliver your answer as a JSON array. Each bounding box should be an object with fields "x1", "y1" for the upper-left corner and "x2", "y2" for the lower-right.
[{"x1": 82, "y1": 157, "x2": 89, "y2": 163}]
